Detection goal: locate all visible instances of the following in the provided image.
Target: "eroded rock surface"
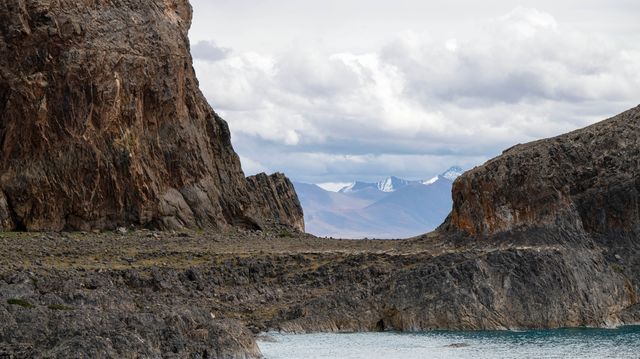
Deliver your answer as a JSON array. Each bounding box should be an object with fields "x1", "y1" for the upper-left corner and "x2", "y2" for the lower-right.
[
  {"x1": 246, "y1": 173, "x2": 305, "y2": 232},
  {"x1": 0, "y1": 220, "x2": 639, "y2": 357},
  {"x1": 444, "y1": 105, "x2": 640, "y2": 237},
  {"x1": 0, "y1": 0, "x2": 303, "y2": 232},
  {"x1": 1, "y1": 0, "x2": 639, "y2": 356},
  {"x1": 0, "y1": 270, "x2": 261, "y2": 359},
  {"x1": 270, "y1": 106, "x2": 640, "y2": 333}
]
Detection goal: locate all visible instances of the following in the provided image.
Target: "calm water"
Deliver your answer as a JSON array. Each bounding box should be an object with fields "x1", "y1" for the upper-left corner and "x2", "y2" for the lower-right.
[{"x1": 258, "y1": 327, "x2": 640, "y2": 359}]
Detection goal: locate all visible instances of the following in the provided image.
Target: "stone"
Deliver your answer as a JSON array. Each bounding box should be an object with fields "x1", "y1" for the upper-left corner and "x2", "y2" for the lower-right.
[
  {"x1": 0, "y1": 0, "x2": 303, "y2": 233},
  {"x1": 443, "y1": 105, "x2": 640, "y2": 238},
  {"x1": 246, "y1": 173, "x2": 305, "y2": 232}
]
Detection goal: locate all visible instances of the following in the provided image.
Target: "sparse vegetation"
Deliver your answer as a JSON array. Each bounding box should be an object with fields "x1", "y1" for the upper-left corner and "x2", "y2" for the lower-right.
[
  {"x1": 611, "y1": 264, "x2": 625, "y2": 273},
  {"x1": 7, "y1": 299, "x2": 34, "y2": 308}
]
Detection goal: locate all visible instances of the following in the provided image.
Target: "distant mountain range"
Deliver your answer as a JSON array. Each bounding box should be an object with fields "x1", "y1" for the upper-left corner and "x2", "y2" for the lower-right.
[{"x1": 293, "y1": 167, "x2": 464, "y2": 239}]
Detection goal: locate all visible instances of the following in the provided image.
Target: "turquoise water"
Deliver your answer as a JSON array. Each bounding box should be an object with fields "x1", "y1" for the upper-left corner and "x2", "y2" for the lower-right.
[{"x1": 258, "y1": 327, "x2": 640, "y2": 359}]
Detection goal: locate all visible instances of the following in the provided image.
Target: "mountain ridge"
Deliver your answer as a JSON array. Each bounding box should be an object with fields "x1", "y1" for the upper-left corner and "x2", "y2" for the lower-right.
[
  {"x1": 338, "y1": 166, "x2": 464, "y2": 194},
  {"x1": 296, "y1": 166, "x2": 464, "y2": 238}
]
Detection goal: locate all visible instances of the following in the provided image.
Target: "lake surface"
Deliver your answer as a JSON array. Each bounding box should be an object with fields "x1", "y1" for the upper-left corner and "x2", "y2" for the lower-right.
[{"x1": 258, "y1": 326, "x2": 640, "y2": 359}]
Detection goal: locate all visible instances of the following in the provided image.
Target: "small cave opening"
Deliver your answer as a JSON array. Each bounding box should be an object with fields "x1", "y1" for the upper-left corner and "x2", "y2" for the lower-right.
[
  {"x1": 13, "y1": 220, "x2": 26, "y2": 232},
  {"x1": 375, "y1": 319, "x2": 385, "y2": 332}
]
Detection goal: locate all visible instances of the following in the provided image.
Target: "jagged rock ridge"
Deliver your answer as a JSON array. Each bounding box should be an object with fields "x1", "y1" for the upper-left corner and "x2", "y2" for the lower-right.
[{"x1": 0, "y1": 0, "x2": 303, "y2": 232}]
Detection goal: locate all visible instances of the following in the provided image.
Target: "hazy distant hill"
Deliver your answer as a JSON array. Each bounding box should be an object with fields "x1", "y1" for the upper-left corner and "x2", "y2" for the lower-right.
[{"x1": 294, "y1": 167, "x2": 463, "y2": 239}]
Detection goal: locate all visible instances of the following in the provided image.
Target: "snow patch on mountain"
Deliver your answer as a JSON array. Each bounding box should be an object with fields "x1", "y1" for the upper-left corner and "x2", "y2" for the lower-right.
[
  {"x1": 441, "y1": 166, "x2": 464, "y2": 181},
  {"x1": 338, "y1": 166, "x2": 464, "y2": 194},
  {"x1": 376, "y1": 176, "x2": 415, "y2": 192},
  {"x1": 339, "y1": 181, "x2": 378, "y2": 193},
  {"x1": 422, "y1": 176, "x2": 439, "y2": 185},
  {"x1": 317, "y1": 182, "x2": 352, "y2": 192}
]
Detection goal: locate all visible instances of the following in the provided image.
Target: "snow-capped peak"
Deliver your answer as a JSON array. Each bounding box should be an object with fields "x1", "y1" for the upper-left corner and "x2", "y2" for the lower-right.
[
  {"x1": 422, "y1": 166, "x2": 464, "y2": 186},
  {"x1": 339, "y1": 181, "x2": 378, "y2": 193},
  {"x1": 377, "y1": 177, "x2": 395, "y2": 192},
  {"x1": 441, "y1": 166, "x2": 463, "y2": 181},
  {"x1": 339, "y1": 170, "x2": 462, "y2": 193},
  {"x1": 376, "y1": 176, "x2": 413, "y2": 192}
]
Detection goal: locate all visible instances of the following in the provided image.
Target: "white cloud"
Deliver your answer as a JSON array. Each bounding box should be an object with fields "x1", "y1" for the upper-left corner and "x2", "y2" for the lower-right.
[
  {"x1": 192, "y1": 7, "x2": 640, "y2": 184},
  {"x1": 191, "y1": 41, "x2": 230, "y2": 62},
  {"x1": 238, "y1": 155, "x2": 269, "y2": 176}
]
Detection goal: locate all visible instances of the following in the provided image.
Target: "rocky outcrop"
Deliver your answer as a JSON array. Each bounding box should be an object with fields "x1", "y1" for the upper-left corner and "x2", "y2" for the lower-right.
[
  {"x1": 265, "y1": 106, "x2": 640, "y2": 333},
  {"x1": 246, "y1": 173, "x2": 305, "y2": 232},
  {"x1": 276, "y1": 247, "x2": 634, "y2": 332},
  {"x1": 393, "y1": 105, "x2": 640, "y2": 332},
  {"x1": 1, "y1": 0, "x2": 639, "y2": 355},
  {"x1": 0, "y1": 0, "x2": 303, "y2": 232},
  {"x1": 0, "y1": 270, "x2": 262, "y2": 359},
  {"x1": 444, "y1": 105, "x2": 640, "y2": 238}
]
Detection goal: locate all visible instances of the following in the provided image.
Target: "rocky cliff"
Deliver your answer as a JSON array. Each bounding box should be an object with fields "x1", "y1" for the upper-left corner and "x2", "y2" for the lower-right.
[
  {"x1": 2, "y1": 106, "x2": 640, "y2": 356},
  {"x1": 2, "y1": 0, "x2": 640, "y2": 357},
  {"x1": 444, "y1": 105, "x2": 640, "y2": 238},
  {"x1": 271, "y1": 106, "x2": 640, "y2": 332},
  {"x1": 246, "y1": 173, "x2": 305, "y2": 232},
  {"x1": 0, "y1": 0, "x2": 303, "y2": 232}
]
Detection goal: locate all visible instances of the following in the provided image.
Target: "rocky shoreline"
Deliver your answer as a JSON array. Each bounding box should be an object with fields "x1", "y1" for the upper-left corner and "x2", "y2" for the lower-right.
[{"x1": 1, "y1": 227, "x2": 638, "y2": 358}]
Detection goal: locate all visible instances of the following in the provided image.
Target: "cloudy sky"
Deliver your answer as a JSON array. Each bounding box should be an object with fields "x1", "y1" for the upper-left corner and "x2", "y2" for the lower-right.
[{"x1": 189, "y1": 0, "x2": 640, "y2": 186}]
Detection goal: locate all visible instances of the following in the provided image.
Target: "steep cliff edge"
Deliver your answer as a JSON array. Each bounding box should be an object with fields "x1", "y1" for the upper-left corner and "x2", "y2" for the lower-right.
[
  {"x1": 392, "y1": 105, "x2": 640, "y2": 329},
  {"x1": 443, "y1": 105, "x2": 640, "y2": 238},
  {"x1": 2, "y1": 105, "x2": 640, "y2": 356},
  {"x1": 246, "y1": 173, "x2": 305, "y2": 232},
  {"x1": 266, "y1": 107, "x2": 640, "y2": 333},
  {"x1": 0, "y1": 0, "x2": 303, "y2": 232}
]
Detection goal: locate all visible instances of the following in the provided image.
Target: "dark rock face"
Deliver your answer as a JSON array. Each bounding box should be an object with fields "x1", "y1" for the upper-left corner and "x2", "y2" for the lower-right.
[
  {"x1": 273, "y1": 107, "x2": 640, "y2": 332},
  {"x1": 445, "y1": 105, "x2": 640, "y2": 237},
  {"x1": 246, "y1": 173, "x2": 305, "y2": 232},
  {"x1": 0, "y1": 270, "x2": 261, "y2": 359},
  {"x1": 0, "y1": 0, "x2": 303, "y2": 232},
  {"x1": 277, "y1": 234, "x2": 638, "y2": 333},
  {"x1": 0, "y1": 226, "x2": 639, "y2": 357}
]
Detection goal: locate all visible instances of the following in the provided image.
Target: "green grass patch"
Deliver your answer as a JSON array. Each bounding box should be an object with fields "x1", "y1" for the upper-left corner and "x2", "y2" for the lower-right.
[
  {"x1": 278, "y1": 230, "x2": 293, "y2": 238},
  {"x1": 0, "y1": 232, "x2": 30, "y2": 239},
  {"x1": 7, "y1": 298, "x2": 34, "y2": 308},
  {"x1": 611, "y1": 263, "x2": 625, "y2": 273}
]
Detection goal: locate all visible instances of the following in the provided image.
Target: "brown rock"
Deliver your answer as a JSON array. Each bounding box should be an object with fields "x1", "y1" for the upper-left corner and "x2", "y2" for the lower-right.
[
  {"x1": 0, "y1": 0, "x2": 304, "y2": 232},
  {"x1": 246, "y1": 173, "x2": 305, "y2": 232},
  {"x1": 443, "y1": 105, "x2": 640, "y2": 237}
]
